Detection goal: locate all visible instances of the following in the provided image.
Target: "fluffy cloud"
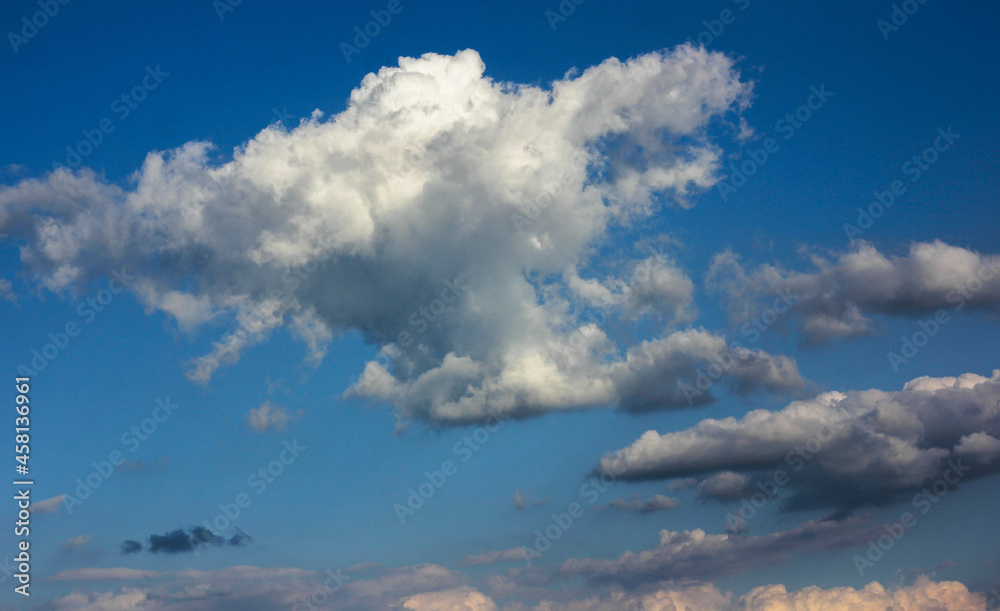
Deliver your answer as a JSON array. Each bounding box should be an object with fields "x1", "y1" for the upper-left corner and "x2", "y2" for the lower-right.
[
  {"x1": 738, "y1": 576, "x2": 985, "y2": 611},
  {"x1": 0, "y1": 46, "x2": 791, "y2": 425},
  {"x1": 707, "y1": 240, "x2": 1000, "y2": 344},
  {"x1": 512, "y1": 490, "x2": 547, "y2": 510},
  {"x1": 245, "y1": 400, "x2": 301, "y2": 432},
  {"x1": 511, "y1": 578, "x2": 985, "y2": 611},
  {"x1": 58, "y1": 535, "x2": 92, "y2": 553},
  {"x1": 565, "y1": 253, "x2": 696, "y2": 324},
  {"x1": 696, "y1": 471, "x2": 755, "y2": 502},
  {"x1": 40, "y1": 565, "x2": 985, "y2": 611},
  {"x1": 354, "y1": 327, "x2": 804, "y2": 424},
  {"x1": 559, "y1": 518, "x2": 875, "y2": 587},
  {"x1": 598, "y1": 370, "x2": 1000, "y2": 512},
  {"x1": 394, "y1": 586, "x2": 497, "y2": 610}
]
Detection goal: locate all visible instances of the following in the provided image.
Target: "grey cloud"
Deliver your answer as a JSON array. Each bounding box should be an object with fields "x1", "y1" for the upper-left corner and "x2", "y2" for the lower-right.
[
  {"x1": 598, "y1": 370, "x2": 1000, "y2": 513},
  {"x1": 606, "y1": 494, "x2": 679, "y2": 514},
  {"x1": 559, "y1": 518, "x2": 876, "y2": 588},
  {"x1": 707, "y1": 240, "x2": 1000, "y2": 345}
]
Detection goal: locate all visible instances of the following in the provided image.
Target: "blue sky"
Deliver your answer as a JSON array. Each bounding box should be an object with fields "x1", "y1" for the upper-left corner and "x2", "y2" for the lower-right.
[{"x1": 1, "y1": 0, "x2": 999, "y2": 609}]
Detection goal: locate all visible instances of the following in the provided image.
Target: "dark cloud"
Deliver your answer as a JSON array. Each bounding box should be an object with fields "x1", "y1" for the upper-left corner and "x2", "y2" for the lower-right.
[
  {"x1": 120, "y1": 540, "x2": 142, "y2": 555},
  {"x1": 606, "y1": 494, "x2": 678, "y2": 514},
  {"x1": 128, "y1": 527, "x2": 253, "y2": 555}
]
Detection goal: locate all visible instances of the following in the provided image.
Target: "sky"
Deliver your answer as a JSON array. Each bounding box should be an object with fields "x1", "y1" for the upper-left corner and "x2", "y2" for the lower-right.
[{"x1": 1, "y1": 0, "x2": 999, "y2": 609}]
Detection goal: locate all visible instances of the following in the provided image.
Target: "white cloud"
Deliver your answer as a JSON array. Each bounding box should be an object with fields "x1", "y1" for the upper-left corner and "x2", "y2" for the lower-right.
[
  {"x1": 41, "y1": 565, "x2": 986, "y2": 611},
  {"x1": 0, "y1": 46, "x2": 774, "y2": 425},
  {"x1": 394, "y1": 586, "x2": 497, "y2": 610},
  {"x1": 245, "y1": 400, "x2": 301, "y2": 433},
  {"x1": 739, "y1": 576, "x2": 985, "y2": 611},
  {"x1": 58, "y1": 535, "x2": 93, "y2": 553},
  {"x1": 30, "y1": 494, "x2": 66, "y2": 514},
  {"x1": 513, "y1": 577, "x2": 985, "y2": 611}
]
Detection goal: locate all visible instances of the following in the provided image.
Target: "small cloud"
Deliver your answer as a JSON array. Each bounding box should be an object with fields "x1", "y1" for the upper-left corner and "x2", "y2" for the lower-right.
[
  {"x1": 459, "y1": 547, "x2": 526, "y2": 566},
  {"x1": 121, "y1": 540, "x2": 142, "y2": 555},
  {"x1": 0, "y1": 279, "x2": 16, "y2": 305},
  {"x1": 30, "y1": 494, "x2": 66, "y2": 514},
  {"x1": 511, "y1": 489, "x2": 547, "y2": 510},
  {"x1": 607, "y1": 494, "x2": 679, "y2": 514},
  {"x1": 245, "y1": 400, "x2": 301, "y2": 433},
  {"x1": 228, "y1": 531, "x2": 254, "y2": 547},
  {"x1": 668, "y1": 477, "x2": 699, "y2": 491},
  {"x1": 51, "y1": 567, "x2": 161, "y2": 581},
  {"x1": 59, "y1": 535, "x2": 92, "y2": 553},
  {"x1": 266, "y1": 377, "x2": 290, "y2": 395}
]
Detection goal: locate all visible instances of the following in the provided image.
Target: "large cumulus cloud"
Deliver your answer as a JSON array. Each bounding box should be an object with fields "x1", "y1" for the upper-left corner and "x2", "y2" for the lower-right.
[{"x1": 0, "y1": 46, "x2": 807, "y2": 425}]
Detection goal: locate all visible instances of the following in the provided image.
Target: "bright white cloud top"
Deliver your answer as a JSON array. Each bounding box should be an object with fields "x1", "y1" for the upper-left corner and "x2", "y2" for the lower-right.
[{"x1": 0, "y1": 46, "x2": 814, "y2": 425}]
